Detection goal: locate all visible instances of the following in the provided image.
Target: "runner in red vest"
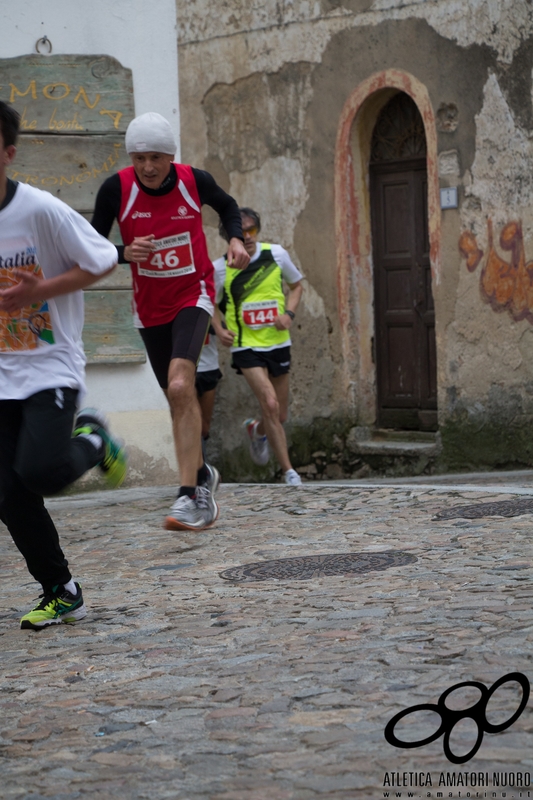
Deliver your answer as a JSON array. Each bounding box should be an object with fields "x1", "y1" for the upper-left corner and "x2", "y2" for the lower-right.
[{"x1": 92, "y1": 112, "x2": 249, "y2": 531}]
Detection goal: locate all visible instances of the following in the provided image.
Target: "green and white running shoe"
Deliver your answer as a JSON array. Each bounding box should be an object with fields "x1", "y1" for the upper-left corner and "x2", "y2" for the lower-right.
[
  {"x1": 20, "y1": 583, "x2": 87, "y2": 630},
  {"x1": 74, "y1": 408, "x2": 127, "y2": 488}
]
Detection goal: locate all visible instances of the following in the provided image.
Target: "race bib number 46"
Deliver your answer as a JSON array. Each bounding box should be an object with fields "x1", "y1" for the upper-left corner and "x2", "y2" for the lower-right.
[
  {"x1": 137, "y1": 233, "x2": 196, "y2": 278},
  {"x1": 241, "y1": 299, "x2": 279, "y2": 329}
]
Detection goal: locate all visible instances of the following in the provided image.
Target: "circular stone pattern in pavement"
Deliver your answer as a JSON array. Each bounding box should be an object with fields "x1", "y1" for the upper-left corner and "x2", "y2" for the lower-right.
[
  {"x1": 434, "y1": 497, "x2": 533, "y2": 520},
  {"x1": 220, "y1": 550, "x2": 417, "y2": 582}
]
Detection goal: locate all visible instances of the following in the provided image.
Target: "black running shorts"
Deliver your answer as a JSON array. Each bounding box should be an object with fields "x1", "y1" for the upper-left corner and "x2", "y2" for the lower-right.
[
  {"x1": 139, "y1": 306, "x2": 211, "y2": 389},
  {"x1": 231, "y1": 346, "x2": 291, "y2": 377},
  {"x1": 195, "y1": 368, "x2": 223, "y2": 397}
]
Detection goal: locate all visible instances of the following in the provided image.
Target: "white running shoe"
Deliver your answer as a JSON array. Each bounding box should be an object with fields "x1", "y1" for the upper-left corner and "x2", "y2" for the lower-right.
[
  {"x1": 203, "y1": 462, "x2": 220, "y2": 495},
  {"x1": 196, "y1": 484, "x2": 219, "y2": 527},
  {"x1": 198, "y1": 463, "x2": 220, "y2": 524},
  {"x1": 284, "y1": 468, "x2": 302, "y2": 486},
  {"x1": 165, "y1": 495, "x2": 213, "y2": 531},
  {"x1": 244, "y1": 418, "x2": 269, "y2": 465}
]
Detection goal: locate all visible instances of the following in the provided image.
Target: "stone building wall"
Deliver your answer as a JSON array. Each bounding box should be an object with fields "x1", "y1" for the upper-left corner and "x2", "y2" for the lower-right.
[{"x1": 177, "y1": 0, "x2": 533, "y2": 479}]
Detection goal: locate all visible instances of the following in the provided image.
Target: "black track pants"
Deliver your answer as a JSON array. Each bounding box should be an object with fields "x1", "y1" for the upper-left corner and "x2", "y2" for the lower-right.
[{"x1": 0, "y1": 388, "x2": 100, "y2": 592}]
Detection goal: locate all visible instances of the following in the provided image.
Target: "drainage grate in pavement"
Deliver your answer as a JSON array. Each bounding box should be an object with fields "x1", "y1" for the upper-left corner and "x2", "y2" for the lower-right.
[
  {"x1": 220, "y1": 551, "x2": 417, "y2": 582},
  {"x1": 434, "y1": 498, "x2": 533, "y2": 520}
]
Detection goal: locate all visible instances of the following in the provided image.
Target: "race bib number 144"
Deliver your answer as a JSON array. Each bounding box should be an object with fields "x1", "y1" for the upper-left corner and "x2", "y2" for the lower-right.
[
  {"x1": 241, "y1": 299, "x2": 279, "y2": 329},
  {"x1": 138, "y1": 232, "x2": 196, "y2": 278}
]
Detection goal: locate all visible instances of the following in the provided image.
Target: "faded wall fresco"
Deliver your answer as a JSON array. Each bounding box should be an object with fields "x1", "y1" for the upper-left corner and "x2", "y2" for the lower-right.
[
  {"x1": 178, "y1": 0, "x2": 533, "y2": 475},
  {"x1": 460, "y1": 220, "x2": 533, "y2": 324}
]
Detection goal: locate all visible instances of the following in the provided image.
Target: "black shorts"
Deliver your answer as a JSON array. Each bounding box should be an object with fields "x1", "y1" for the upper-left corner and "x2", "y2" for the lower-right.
[
  {"x1": 139, "y1": 306, "x2": 211, "y2": 389},
  {"x1": 231, "y1": 346, "x2": 291, "y2": 377},
  {"x1": 195, "y1": 368, "x2": 223, "y2": 397}
]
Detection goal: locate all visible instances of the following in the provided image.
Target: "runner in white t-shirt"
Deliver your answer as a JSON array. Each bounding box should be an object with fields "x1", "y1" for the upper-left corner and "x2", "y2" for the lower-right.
[{"x1": 0, "y1": 102, "x2": 127, "y2": 631}]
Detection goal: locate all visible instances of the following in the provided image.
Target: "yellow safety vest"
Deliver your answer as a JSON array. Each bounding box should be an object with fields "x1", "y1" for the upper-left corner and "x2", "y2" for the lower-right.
[{"x1": 222, "y1": 244, "x2": 289, "y2": 349}]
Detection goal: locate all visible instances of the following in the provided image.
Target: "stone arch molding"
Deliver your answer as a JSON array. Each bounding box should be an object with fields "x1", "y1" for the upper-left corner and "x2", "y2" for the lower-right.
[{"x1": 334, "y1": 69, "x2": 440, "y2": 425}]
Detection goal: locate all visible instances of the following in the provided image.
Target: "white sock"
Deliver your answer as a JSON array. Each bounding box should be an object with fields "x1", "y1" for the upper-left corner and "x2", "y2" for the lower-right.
[{"x1": 63, "y1": 579, "x2": 77, "y2": 595}]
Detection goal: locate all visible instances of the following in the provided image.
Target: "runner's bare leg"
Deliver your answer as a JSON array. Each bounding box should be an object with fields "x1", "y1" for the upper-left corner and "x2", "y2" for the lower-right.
[
  {"x1": 167, "y1": 357, "x2": 203, "y2": 486},
  {"x1": 241, "y1": 366, "x2": 292, "y2": 473},
  {"x1": 198, "y1": 388, "x2": 216, "y2": 440}
]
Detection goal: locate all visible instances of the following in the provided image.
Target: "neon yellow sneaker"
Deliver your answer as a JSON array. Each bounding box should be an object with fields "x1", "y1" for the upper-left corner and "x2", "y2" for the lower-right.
[
  {"x1": 74, "y1": 408, "x2": 127, "y2": 488},
  {"x1": 20, "y1": 583, "x2": 87, "y2": 630}
]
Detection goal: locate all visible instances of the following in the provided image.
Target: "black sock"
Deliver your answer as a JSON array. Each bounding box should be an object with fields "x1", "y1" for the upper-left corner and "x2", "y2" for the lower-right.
[
  {"x1": 197, "y1": 463, "x2": 209, "y2": 486},
  {"x1": 178, "y1": 486, "x2": 196, "y2": 499}
]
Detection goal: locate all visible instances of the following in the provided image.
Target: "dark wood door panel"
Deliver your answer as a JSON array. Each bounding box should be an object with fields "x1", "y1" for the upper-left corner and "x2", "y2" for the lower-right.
[
  {"x1": 386, "y1": 325, "x2": 417, "y2": 399},
  {"x1": 370, "y1": 157, "x2": 437, "y2": 430},
  {"x1": 382, "y1": 181, "x2": 412, "y2": 257},
  {"x1": 385, "y1": 268, "x2": 413, "y2": 311}
]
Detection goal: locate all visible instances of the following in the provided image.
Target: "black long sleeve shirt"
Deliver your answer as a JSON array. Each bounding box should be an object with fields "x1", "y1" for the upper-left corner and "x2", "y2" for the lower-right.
[{"x1": 91, "y1": 165, "x2": 242, "y2": 263}]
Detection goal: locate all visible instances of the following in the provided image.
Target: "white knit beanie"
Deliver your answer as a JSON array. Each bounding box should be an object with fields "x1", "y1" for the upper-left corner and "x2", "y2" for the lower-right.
[{"x1": 125, "y1": 112, "x2": 176, "y2": 155}]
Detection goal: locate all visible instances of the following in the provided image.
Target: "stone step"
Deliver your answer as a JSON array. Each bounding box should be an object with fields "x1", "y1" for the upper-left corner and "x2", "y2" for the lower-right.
[{"x1": 347, "y1": 427, "x2": 441, "y2": 458}]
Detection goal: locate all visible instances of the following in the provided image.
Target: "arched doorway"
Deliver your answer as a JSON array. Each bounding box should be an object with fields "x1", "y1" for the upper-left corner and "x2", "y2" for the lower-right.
[{"x1": 369, "y1": 93, "x2": 437, "y2": 431}]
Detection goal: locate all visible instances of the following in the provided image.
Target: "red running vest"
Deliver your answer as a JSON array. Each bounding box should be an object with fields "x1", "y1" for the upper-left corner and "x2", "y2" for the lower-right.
[{"x1": 118, "y1": 164, "x2": 215, "y2": 328}]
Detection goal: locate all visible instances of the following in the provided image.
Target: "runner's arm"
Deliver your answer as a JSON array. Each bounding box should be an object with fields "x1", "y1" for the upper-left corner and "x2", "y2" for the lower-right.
[
  {"x1": 192, "y1": 169, "x2": 243, "y2": 242},
  {"x1": 274, "y1": 280, "x2": 303, "y2": 331},
  {"x1": 192, "y1": 168, "x2": 249, "y2": 268},
  {"x1": 211, "y1": 307, "x2": 235, "y2": 347},
  {"x1": 92, "y1": 174, "x2": 128, "y2": 263},
  {"x1": 269, "y1": 244, "x2": 304, "y2": 330},
  {"x1": 0, "y1": 264, "x2": 116, "y2": 313}
]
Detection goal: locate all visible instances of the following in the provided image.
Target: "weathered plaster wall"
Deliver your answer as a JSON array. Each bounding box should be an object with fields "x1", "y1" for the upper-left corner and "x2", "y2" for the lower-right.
[
  {"x1": 447, "y1": 66, "x2": 533, "y2": 470},
  {"x1": 178, "y1": 0, "x2": 533, "y2": 476}
]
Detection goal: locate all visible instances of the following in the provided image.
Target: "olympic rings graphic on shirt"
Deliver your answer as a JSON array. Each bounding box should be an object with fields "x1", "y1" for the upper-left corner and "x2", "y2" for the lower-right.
[{"x1": 384, "y1": 672, "x2": 530, "y2": 764}]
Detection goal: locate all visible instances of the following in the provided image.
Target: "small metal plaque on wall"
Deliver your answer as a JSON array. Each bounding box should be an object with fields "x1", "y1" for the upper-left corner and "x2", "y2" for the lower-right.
[{"x1": 440, "y1": 186, "x2": 458, "y2": 209}]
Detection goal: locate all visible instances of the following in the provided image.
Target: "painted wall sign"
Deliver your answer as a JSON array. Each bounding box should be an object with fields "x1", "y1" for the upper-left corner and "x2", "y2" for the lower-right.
[
  {"x1": 0, "y1": 55, "x2": 134, "y2": 213},
  {"x1": 9, "y1": 135, "x2": 124, "y2": 212},
  {"x1": 0, "y1": 55, "x2": 142, "y2": 364},
  {"x1": 0, "y1": 54, "x2": 133, "y2": 133}
]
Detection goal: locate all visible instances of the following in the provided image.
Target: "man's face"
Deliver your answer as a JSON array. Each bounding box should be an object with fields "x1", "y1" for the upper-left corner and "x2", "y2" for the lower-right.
[
  {"x1": 241, "y1": 214, "x2": 259, "y2": 256},
  {"x1": 130, "y1": 151, "x2": 173, "y2": 189},
  {"x1": 0, "y1": 130, "x2": 16, "y2": 182}
]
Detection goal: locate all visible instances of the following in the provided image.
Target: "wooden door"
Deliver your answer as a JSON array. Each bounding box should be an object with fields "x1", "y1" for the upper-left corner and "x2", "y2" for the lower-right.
[{"x1": 370, "y1": 158, "x2": 437, "y2": 430}]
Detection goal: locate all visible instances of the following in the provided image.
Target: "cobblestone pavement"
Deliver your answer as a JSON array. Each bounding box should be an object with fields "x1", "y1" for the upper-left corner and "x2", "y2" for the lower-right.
[{"x1": 1, "y1": 475, "x2": 533, "y2": 800}]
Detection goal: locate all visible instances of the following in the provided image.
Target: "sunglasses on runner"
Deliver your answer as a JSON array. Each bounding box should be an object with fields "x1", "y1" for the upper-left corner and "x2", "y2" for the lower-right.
[{"x1": 242, "y1": 225, "x2": 259, "y2": 236}]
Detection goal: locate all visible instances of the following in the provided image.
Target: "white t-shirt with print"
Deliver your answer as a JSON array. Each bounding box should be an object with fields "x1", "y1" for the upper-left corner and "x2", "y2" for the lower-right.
[
  {"x1": 0, "y1": 182, "x2": 118, "y2": 400},
  {"x1": 213, "y1": 242, "x2": 303, "y2": 353},
  {"x1": 197, "y1": 256, "x2": 227, "y2": 373}
]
